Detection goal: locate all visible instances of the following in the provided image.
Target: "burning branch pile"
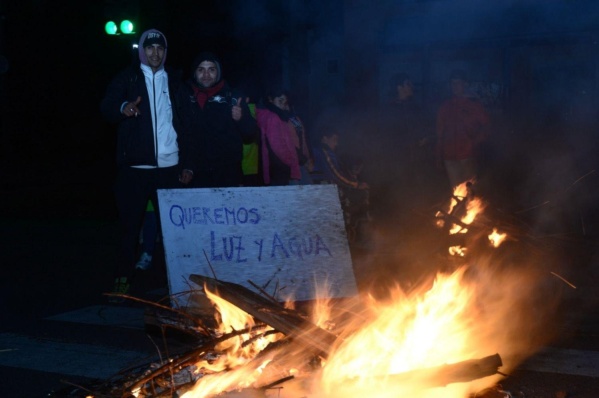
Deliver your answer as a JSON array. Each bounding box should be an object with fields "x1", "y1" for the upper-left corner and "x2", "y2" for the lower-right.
[
  {"x1": 57, "y1": 272, "x2": 506, "y2": 398},
  {"x1": 55, "y1": 180, "x2": 575, "y2": 398}
]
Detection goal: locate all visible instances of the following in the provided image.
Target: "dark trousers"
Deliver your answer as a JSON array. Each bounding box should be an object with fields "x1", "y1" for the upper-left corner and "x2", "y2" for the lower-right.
[
  {"x1": 191, "y1": 163, "x2": 243, "y2": 188},
  {"x1": 268, "y1": 147, "x2": 291, "y2": 186},
  {"x1": 114, "y1": 165, "x2": 180, "y2": 278}
]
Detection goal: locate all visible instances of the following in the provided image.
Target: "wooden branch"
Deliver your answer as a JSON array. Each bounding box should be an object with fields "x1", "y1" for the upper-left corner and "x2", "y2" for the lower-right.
[
  {"x1": 247, "y1": 279, "x2": 280, "y2": 304},
  {"x1": 258, "y1": 375, "x2": 295, "y2": 390},
  {"x1": 122, "y1": 325, "x2": 269, "y2": 397},
  {"x1": 383, "y1": 353, "x2": 503, "y2": 387},
  {"x1": 436, "y1": 209, "x2": 472, "y2": 231},
  {"x1": 103, "y1": 292, "x2": 211, "y2": 336},
  {"x1": 189, "y1": 274, "x2": 340, "y2": 357}
]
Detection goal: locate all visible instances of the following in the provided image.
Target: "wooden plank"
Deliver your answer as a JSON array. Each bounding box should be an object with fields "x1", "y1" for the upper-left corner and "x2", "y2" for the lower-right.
[
  {"x1": 384, "y1": 353, "x2": 503, "y2": 386},
  {"x1": 190, "y1": 274, "x2": 340, "y2": 357}
]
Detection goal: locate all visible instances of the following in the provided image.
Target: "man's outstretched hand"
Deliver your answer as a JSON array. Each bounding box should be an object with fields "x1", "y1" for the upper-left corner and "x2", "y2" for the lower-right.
[{"x1": 123, "y1": 96, "x2": 142, "y2": 117}]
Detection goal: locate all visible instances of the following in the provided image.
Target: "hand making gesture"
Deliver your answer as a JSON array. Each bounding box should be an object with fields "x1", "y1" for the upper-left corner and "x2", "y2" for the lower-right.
[
  {"x1": 232, "y1": 97, "x2": 246, "y2": 121},
  {"x1": 122, "y1": 96, "x2": 142, "y2": 117}
]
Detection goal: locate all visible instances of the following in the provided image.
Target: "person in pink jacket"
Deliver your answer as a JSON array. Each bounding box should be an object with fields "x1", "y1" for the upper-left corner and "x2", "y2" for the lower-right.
[{"x1": 256, "y1": 88, "x2": 302, "y2": 185}]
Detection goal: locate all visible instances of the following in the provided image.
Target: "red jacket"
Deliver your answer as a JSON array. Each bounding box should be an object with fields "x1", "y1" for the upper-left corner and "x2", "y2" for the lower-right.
[{"x1": 436, "y1": 96, "x2": 489, "y2": 160}]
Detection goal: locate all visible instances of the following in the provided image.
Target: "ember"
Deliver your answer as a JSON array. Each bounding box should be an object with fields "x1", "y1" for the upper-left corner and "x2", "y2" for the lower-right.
[
  {"x1": 488, "y1": 228, "x2": 507, "y2": 248},
  {"x1": 436, "y1": 181, "x2": 486, "y2": 235}
]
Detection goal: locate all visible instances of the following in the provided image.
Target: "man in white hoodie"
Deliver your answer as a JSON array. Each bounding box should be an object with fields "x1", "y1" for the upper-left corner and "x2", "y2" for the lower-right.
[{"x1": 101, "y1": 29, "x2": 190, "y2": 298}]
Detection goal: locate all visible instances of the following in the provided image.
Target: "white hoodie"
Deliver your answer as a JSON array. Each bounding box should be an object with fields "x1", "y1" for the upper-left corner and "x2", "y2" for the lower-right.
[
  {"x1": 135, "y1": 28, "x2": 178, "y2": 168},
  {"x1": 140, "y1": 63, "x2": 179, "y2": 168}
]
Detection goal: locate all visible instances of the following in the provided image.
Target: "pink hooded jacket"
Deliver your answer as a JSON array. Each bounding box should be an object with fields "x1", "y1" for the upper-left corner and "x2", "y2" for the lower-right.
[{"x1": 256, "y1": 107, "x2": 301, "y2": 184}]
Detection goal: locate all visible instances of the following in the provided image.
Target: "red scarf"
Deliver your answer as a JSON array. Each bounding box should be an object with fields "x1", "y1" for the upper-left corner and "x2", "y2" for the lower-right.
[{"x1": 192, "y1": 80, "x2": 225, "y2": 109}]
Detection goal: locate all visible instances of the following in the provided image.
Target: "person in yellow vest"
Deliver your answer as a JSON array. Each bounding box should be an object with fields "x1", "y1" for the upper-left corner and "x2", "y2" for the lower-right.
[{"x1": 241, "y1": 100, "x2": 263, "y2": 186}]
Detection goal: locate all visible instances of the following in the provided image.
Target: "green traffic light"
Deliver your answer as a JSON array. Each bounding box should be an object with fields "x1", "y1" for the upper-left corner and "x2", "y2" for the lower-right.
[
  {"x1": 120, "y1": 20, "x2": 134, "y2": 34},
  {"x1": 104, "y1": 21, "x2": 118, "y2": 35}
]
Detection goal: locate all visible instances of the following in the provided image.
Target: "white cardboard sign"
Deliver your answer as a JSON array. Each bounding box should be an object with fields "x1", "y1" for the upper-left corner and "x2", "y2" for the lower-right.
[{"x1": 157, "y1": 185, "x2": 358, "y2": 303}]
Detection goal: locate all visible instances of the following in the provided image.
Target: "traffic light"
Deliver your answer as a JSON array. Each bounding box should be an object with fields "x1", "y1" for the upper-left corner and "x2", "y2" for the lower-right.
[
  {"x1": 104, "y1": 21, "x2": 118, "y2": 35},
  {"x1": 120, "y1": 20, "x2": 134, "y2": 34},
  {"x1": 104, "y1": 19, "x2": 136, "y2": 35}
]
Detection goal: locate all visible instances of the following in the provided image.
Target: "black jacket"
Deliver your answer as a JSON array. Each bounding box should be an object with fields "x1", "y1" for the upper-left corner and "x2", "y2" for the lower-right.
[
  {"x1": 173, "y1": 80, "x2": 257, "y2": 175},
  {"x1": 101, "y1": 65, "x2": 182, "y2": 168}
]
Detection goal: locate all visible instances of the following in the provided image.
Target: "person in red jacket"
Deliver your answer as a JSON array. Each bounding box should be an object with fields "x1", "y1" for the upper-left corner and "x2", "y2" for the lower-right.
[{"x1": 435, "y1": 70, "x2": 490, "y2": 189}]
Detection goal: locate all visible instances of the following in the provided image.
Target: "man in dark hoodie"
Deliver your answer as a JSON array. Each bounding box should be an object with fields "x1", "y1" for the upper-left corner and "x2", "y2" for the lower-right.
[
  {"x1": 101, "y1": 29, "x2": 189, "y2": 297},
  {"x1": 174, "y1": 52, "x2": 257, "y2": 187}
]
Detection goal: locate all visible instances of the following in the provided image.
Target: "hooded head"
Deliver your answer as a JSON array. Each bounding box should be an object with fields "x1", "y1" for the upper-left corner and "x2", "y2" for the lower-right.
[
  {"x1": 265, "y1": 85, "x2": 288, "y2": 101},
  {"x1": 138, "y1": 29, "x2": 167, "y2": 70},
  {"x1": 192, "y1": 51, "x2": 222, "y2": 88},
  {"x1": 265, "y1": 85, "x2": 290, "y2": 111}
]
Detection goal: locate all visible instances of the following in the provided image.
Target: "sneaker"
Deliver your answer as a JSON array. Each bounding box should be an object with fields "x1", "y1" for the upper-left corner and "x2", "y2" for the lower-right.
[
  {"x1": 109, "y1": 276, "x2": 130, "y2": 303},
  {"x1": 135, "y1": 252, "x2": 153, "y2": 270}
]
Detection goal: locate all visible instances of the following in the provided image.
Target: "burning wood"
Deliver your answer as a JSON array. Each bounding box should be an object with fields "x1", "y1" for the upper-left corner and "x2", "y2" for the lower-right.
[
  {"x1": 435, "y1": 183, "x2": 484, "y2": 233},
  {"x1": 189, "y1": 274, "x2": 340, "y2": 357},
  {"x1": 382, "y1": 353, "x2": 503, "y2": 387},
  {"x1": 62, "y1": 269, "x2": 509, "y2": 397},
  {"x1": 186, "y1": 275, "x2": 505, "y2": 392},
  {"x1": 56, "y1": 181, "x2": 532, "y2": 397}
]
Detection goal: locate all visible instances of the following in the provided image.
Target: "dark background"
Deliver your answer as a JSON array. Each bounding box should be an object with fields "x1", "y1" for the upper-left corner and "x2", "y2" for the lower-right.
[
  {"x1": 0, "y1": 0, "x2": 598, "y2": 267},
  {"x1": 2, "y1": 0, "x2": 599, "y2": 219}
]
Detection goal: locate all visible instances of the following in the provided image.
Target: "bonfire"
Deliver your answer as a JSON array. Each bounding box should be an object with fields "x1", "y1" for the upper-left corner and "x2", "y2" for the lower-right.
[{"x1": 54, "y1": 180, "x2": 571, "y2": 398}]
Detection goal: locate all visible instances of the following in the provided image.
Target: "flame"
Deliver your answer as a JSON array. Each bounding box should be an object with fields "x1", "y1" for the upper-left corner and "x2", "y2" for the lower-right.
[
  {"x1": 449, "y1": 245, "x2": 467, "y2": 256},
  {"x1": 206, "y1": 287, "x2": 263, "y2": 367},
  {"x1": 435, "y1": 181, "x2": 486, "y2": 234},
  {"x1": 488, "y1": 228, "x2": 507, "y2": 248},
  {"x1": 449, "y1": 182, "x2": 486, "y2": 234},
  {"x1": 179, "y1": 261, "x2": 549, "y2": 398},
  {"x1": 180, "y1": 288, "x2": 284, "y2": 397},
  {"x1": 319, "y1": 268, "x2": 483, "y2": 397},
  {"x1": 310, "y1": 279, "x2": 337, "y2": 330},
  {"x1": 177, "y1": 180, "x2": 551, "y2": 398}
]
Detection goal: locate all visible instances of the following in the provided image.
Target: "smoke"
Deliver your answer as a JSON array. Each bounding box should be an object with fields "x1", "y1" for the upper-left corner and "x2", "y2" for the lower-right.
[{"x1": 135, "y1": 1, "x2": 599, "y2": 302}]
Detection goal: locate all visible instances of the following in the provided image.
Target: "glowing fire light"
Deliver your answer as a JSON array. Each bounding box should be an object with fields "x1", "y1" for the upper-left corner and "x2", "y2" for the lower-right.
[
  {"x1": 179, "y1": 264, "x2": 535, "y2": 398},
  {"x1": 177, "y1": 288, "x2": 285, "y2": 397},
  {"x1": 177, "y1": 180, "x2": 544, "y2": 397},
  {"x1": 435, "y1": 181, "x2": 486, "y2": 235},
  {"x1": 449, "y1": 245, "x2": 467, "y2": 256},
  {"x1": 488, "y1": 228, "x2": 507, "y2": 248},
  {"x1": 449, "y1": 182, "x2": 485, "y2": 234},
  {"x1": 320, "y1": 267, "x2": 497, "y2": 398},
  {"x1": 205, "y1": 287, "x2": 280, "y2": 366}
]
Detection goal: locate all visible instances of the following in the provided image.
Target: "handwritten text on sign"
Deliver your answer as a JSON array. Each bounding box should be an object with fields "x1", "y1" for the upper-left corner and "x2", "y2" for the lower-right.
[{"x1": 157, "y1": 185, "x2": 358, "y2": 302}]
